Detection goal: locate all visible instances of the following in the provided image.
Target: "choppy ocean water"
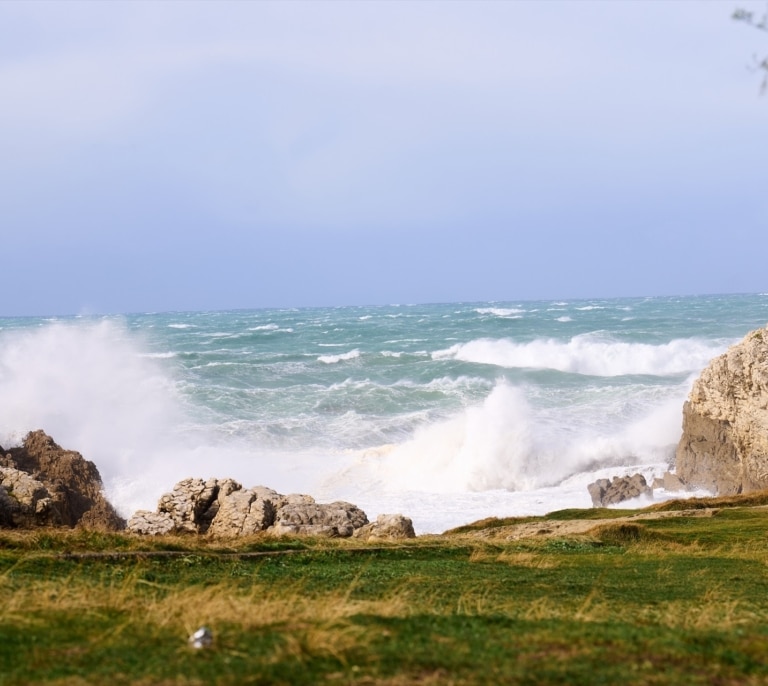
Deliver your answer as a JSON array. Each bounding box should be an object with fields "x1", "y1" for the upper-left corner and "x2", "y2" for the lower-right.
[{"x1": 1, "y1": 293, "x2": 767, "y2": 533}]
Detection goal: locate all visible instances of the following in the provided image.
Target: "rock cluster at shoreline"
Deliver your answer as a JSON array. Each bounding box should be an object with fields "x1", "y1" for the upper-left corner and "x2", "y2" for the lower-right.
[
  {"x1": 589, "y1": 323, "x2": 768, "y2": 506},
  {"x1": 0, "y1": 430, "x2": 124, "y2": 530},
  {"x1": 0, "y1": 433, "x2": 415, "y2": 539},
  {"x1": 128, "y1": 477, "x2": 415, "y2": 540}
]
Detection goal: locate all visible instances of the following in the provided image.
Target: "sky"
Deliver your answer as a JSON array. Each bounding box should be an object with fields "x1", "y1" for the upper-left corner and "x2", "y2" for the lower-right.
[{"x1": 1, "y1": 0, "x2": 766, "y2": 316}]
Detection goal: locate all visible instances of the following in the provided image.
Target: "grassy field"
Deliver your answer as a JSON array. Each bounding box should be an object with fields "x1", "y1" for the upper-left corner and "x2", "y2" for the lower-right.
[{"x1": 3, "y1": 495, "x2": 768, "y2": 684}]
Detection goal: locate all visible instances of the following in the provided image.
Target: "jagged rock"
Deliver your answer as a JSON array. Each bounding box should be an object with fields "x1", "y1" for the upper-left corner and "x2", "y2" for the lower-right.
[
  {"x1": 676, "y1": 325, "x2": 768, "y2": 494},
  {"x1": 0, "y1": 468, "x2": 58, "y2": 527},
  {"x1": 277, "y1": 493, "x2": 316, "y2": 508},
  {"x1": 207, "y1": 486, "x2": 278, "y2": 537},
  {"x1": 0, "y1": 431, "x2": 124, "y2": 530},
  {"x1": 353, "y1": 514, "x2": 416, "y2": 541},
  {"x1": 128, "y1": 478, "x2": 373, "y2": 538},
  {"x1": 269, "y1": 500, "x2": 369, "y2": 537},
  {"x1": 157, "y1": 477, "x2": 225, "y2": 533},
  {"x1": 126, "y1": 478, "x2": 273, "y2": 536},
  {"x1": 588, "y1": 474, "x2": 652, "y2": 507},
  {"x1": 126, "y1": 510, "x2": 176, "y2": 536}
]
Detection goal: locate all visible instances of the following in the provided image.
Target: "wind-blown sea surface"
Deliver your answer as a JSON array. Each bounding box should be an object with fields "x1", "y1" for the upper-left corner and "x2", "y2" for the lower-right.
[{"x1": 1, "y1": 294, "x2": 767, "y2": 533}]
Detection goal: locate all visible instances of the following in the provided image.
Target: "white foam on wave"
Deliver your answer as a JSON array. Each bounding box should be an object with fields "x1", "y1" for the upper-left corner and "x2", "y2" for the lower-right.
[
  {"x1": 556, "y1": 316, "x2": 572, "y2": 323},
  {"x1": 168, "y1": 323, "x2": 196, "y2": 329},
  {"x1": 249, "y1": 324, "x2": 279, "y2": 331},
  {"x1": 318, "y1": 349, "x2": 361, "y2": 364},
  {"x1": 433, "y1": 335, "x2": 729, "y2": 377},
  {"x1": 475, "y1": 307, "x2": 524, "y2": 317}
]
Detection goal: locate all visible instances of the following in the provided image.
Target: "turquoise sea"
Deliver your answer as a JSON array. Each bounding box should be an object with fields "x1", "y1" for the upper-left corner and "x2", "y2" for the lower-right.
[{"x1": 1, "y1": 293, "x2": 767, "y2": 533}]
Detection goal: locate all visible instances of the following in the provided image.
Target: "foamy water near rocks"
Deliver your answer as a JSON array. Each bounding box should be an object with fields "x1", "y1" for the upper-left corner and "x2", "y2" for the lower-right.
[{"x1": 676, "y1": 324, "x2": 768, "y2": 494}]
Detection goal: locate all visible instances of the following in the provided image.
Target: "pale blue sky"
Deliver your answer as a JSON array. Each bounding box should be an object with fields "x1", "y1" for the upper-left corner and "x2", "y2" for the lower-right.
[{"x1": 1, "y1": 0, "x2": 766, "y2": 316}]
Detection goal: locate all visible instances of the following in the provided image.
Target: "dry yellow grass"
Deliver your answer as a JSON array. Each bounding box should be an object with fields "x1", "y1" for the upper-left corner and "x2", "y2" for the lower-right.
[
  {"x1": 468, "y1": 547, "x2": 559, "y2": 568},
  {"x1": 0, "y1": 567, "x2": 422, "y2": 669},
  {"x1": 0, "y1": 572, "x2": 413, "y2": 626}
]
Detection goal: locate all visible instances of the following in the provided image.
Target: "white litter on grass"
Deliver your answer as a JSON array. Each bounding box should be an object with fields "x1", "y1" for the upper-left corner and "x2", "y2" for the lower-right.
[{"x1": 188, "y1": 627, "x2": 213, "y2": 649}]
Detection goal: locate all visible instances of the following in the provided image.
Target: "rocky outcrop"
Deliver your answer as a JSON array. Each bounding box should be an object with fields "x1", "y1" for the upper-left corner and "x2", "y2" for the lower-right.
[
  {"x1": 207, "y1": 486, "x2": 279, "y2": 537},
  {"x1": 587, "y1": 474, "x2": 652, "y2": 507},
  {"x1": 127, "y1": 478, "x2": 378, "y2": 538},
  {"x1": 129, "y1": 477, "x2": 238, "y2": 535},
  {"x1": 270, "y1": 500, "x2": 368, "y2": 537},
  {"x1": 123, "y1": 509, "x2": 176, "y2": 536},
  {"x1": 0, "y1": 431, "x2": 124, "y2": 530},
  {"x1": 675, "y1": 325, "x2": 768, "y2": 495},
  {"x1": 353, "y1": 514, "x2": 416, "y2": 541},
  {"x1": 0, "y1": 468, "x2": 57, "y2": 527}
]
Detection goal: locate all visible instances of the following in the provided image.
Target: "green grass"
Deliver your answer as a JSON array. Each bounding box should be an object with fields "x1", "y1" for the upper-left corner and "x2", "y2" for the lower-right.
[{"x1": 4, "y1": 495, "x2": 768, "y2": 684}]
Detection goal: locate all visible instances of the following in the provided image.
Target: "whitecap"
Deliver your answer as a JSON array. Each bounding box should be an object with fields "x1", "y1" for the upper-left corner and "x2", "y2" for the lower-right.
[
  {"x1": 432, "y1": 334, "x2": 731, "y2": 377},
  {"x1": 318, "y1": 349, "x2": 361, "y2": 364},
  {"x1": 475, "y1": 307, "x2": 525, "y2": 317}
]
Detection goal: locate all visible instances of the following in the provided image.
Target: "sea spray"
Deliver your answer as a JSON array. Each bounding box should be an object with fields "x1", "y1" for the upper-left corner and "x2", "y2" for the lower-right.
[
  {"x1": 0, "y1": 320, "x2": 182, "y2": 468},
  {"x1": 336, "y1": 380, "x2": 687, "y2": 495}
]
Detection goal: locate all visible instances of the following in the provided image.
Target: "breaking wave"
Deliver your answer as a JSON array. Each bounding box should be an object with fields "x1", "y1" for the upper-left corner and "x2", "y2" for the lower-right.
[{"x1": 433, "y1": 335, "x2": 729, "y2": 377}]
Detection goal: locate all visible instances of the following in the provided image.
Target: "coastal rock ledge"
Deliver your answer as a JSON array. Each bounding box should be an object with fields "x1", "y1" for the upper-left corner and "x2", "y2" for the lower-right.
[
  {"x1": 676, "y1": 324, "x2": 768, "y2": 495},
  {"x1": 128, "y1": 477, "x2": 415, "y2": 541}
]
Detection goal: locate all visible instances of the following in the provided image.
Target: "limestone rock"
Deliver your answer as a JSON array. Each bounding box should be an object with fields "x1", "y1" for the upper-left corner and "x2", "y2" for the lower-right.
[
  {"x1": 277, "y1": 493, "x2": 316, "y2": 508},
  {"x1": 126, "y1": 510, "x2": 176, "y2": 536},
  {"x1": 0, "y1": 467, "x2": 58, "y2": 527},
  {"x1": 129, "y1": 478, "x2": 373, "y2": 538},
  {"x1": 675, "y1": 325, "x2": 768, "y2": 494},
  {"x1": 0, "y1": 431, "x2": 124, "y2": 530},
  {"x1": 269, "y1": 500, "x2": 369, "y2": 537},
  {"x1": 207, "y1": 486, "x2": 278, "y2": 537},
  {"x1": 353, "y1": 514, "x2": 416, "y2": 541},
  {"x1": 587, "y1": 474, "x2": 651, "y2": 507},
  {"x1": 662, "y1": 471, "x2": 686, "y2": 492},
  {"x1": 157, "y1": 477, "x2": 224, "y2": 533}
]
